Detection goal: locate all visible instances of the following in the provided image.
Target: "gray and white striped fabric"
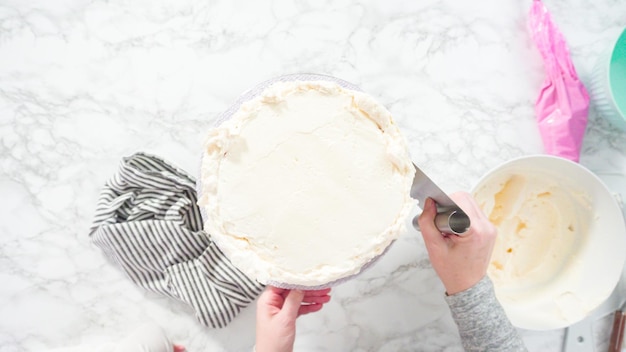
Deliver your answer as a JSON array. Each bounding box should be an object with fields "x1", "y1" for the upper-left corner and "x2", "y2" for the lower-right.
[{"x1": 89, "y1": 152, "x2": 264, "y2": 328}]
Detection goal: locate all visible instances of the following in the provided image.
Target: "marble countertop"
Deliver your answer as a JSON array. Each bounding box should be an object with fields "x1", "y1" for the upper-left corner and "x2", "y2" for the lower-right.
[{"x1": 2, "y1": 0, "x2": 626, "y2": 351}]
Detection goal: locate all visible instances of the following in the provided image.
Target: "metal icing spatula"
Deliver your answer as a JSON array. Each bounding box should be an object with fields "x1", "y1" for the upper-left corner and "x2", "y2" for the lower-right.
[{"x1": 410, "y1": 163, "x2": 470, "y2": 235}]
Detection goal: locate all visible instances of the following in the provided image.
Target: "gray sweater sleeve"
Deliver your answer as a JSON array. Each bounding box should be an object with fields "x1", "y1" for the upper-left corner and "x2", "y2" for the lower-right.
[{"x1": 444, "y1": 276, "x2": 527, "y2": 352}]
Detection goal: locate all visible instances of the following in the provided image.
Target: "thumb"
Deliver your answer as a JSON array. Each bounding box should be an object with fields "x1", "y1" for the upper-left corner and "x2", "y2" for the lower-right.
[{"x1": 281, "y1": 290, "x2": 305, "y2": 318}]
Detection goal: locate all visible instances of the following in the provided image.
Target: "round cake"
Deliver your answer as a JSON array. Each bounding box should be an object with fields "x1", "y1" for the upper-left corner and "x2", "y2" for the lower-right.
[{"x1": 198, "y1": 79, "x2": 414, "y2": 287}]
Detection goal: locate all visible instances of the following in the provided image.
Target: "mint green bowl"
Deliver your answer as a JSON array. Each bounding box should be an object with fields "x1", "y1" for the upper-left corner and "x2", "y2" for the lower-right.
[{"x1": 590, "y1": 28, "x2": 626, "y2": 131}]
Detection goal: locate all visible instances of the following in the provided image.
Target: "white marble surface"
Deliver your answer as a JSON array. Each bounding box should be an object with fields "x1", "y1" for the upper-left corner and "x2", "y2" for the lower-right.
[{"x1": 1, "y1": 0, "x2": 626, "y2": 351}]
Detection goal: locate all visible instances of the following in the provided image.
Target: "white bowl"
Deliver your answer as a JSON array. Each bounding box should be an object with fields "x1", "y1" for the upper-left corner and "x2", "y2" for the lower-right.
[{"x1": 471, "y1": 155, "x2": 626, "y2": 330}]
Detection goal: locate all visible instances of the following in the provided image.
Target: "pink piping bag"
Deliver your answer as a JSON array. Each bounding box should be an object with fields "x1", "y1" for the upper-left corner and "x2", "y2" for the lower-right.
[{"x1": 528, "y1": 0, "x2": 589, "y2": 162}]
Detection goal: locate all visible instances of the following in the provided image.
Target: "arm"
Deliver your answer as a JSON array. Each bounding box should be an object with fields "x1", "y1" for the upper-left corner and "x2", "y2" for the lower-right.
[
  {"x1": 446, "y1": 276, "x2": 526, "y2": 352},
  {"x1": 417, "y1": 193, "x2": 527, "y2": 352}
]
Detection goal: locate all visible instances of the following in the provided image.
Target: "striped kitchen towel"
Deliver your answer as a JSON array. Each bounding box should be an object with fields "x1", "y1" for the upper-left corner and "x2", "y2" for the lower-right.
[{"x1": 89, "y1": 152, "x2": 264, "y2": 328}]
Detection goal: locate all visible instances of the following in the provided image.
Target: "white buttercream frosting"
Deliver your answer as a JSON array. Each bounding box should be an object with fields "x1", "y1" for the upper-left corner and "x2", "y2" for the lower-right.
[
  {"x1": 198, "y1": 81, "x2": 414, "y2": 286},
  {"x1": 473, "y1": 169, "x2": 592, "y2": 314}
]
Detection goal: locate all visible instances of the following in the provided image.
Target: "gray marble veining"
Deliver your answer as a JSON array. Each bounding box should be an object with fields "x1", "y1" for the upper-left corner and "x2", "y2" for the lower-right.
[{"x1": 1, "y1": 0, "x2": 625, "y2": 351}]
